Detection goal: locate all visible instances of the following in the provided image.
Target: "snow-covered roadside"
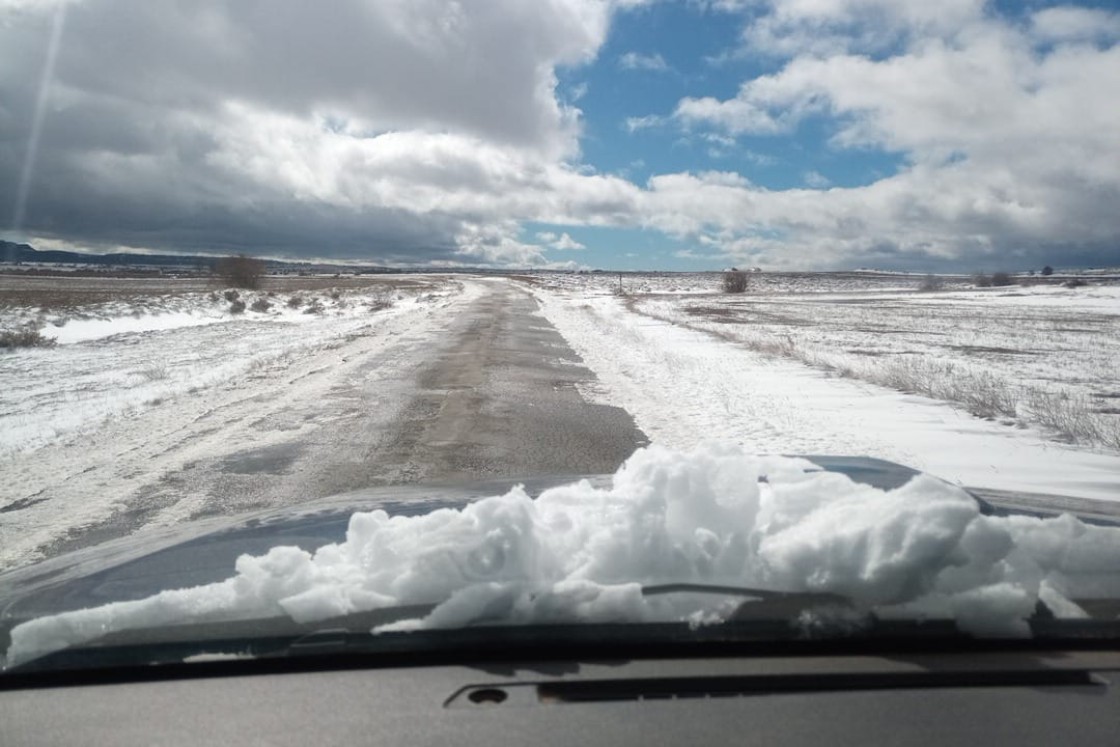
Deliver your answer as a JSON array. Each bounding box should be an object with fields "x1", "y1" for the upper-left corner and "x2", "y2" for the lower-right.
[
  {"x1": 530, "y1": 288, "x2": 1120, "y2": 502},
  {"x1": 0, "y1": 284, "x2": 452, "y2": 457},
  {"x1": 0, "y1": 279, "x2": 484, "y2": 571},
  {"x1": 632, "y1": 286, "x2": 1120, "y2": 452}
]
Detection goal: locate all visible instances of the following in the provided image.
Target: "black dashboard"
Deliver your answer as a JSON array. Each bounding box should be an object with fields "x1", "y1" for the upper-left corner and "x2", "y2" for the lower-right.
[{"x1": 3, "y1": 648, "x2": 1118, "y2": 745}]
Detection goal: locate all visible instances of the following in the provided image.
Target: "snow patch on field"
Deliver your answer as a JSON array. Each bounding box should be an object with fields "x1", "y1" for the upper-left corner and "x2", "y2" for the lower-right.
[
  {"x1": 7, "y1": 444, "x2": 1120, "y2": 668},
  {"x1": 44, "y1": 311, "x2": 222, "y2": 344}
]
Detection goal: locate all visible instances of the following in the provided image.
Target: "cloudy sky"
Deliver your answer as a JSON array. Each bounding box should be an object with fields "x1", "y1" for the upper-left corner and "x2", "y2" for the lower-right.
[{"x1": 1, "y1": 0, "x2": 1118, "y2": 271}]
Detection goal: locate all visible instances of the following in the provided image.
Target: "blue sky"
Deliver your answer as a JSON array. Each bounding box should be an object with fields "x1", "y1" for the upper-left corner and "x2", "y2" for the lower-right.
[
  {"x1": 2, "y1": 0, "x2": 1119, "y2": 271},
  {"x1": 538, "y1": 3, "x2": 894, "y2": 270},
  {"x1": 564, "y1": 2, "x2": 904, "y2": 192}
]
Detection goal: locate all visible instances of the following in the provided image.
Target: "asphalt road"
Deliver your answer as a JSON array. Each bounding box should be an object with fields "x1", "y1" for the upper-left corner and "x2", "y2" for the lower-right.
[
  {"x1": 361, "y1": 279, "x2": 647, "y2": 484},
  {"x1": 244, "y1": 278, "x2": 649, "y2": 495}
]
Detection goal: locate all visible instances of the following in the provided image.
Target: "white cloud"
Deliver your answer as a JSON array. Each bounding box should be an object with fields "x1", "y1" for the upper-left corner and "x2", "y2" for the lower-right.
[
  {"x1": 803, "y1": 170, "x2": 830, "y2": 188},
  {"x1": 0, "y1": 0, "x2": 625, "y2": 265},
  {"x1": 456, "y1": 221, "x2": 549, "y2": 267},
  {"x1": 662, "y1": 3, "x2": 1120, "y2": 268},
  {"x1": 742, "y1": 149, "x2": 778, "y2": 166},
  {"x1": 675, "y1": 95, "x2": 791, "y2": 134},
  {"x1": 553, "y1": 232, "x2": 586, "y2": 250},
  {"x1": 537, "y1": 230, "x2": 586, "y2": 251},
  {"x1": 618, "y1": 51, "x2": 670, "y2": 71},
  {"x1": 1030, "y1": 6, "x2": 1120, "y2": 44},
  {"x1": 624, "y1": 114, "x2": 664, "y2": 132},
  {"x1": 736, "y1": 0, "x2": 988, "y2": 58}
]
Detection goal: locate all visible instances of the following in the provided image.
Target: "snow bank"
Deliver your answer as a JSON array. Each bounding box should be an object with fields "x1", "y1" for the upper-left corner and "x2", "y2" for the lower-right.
[{"x1": 7, "y1": 444, "x2": 1120, "y2": 667}]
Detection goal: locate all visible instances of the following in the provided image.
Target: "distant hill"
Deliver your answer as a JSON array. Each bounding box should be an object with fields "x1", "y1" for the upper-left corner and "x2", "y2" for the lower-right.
[
  {"x1": 0, "y1": 240, "x2": 36, "y2": 263},
  {"x1": 0, "y1": 240, "x2": 220, "y2": 270},
  {"x1": 0, "y1": 240, "x2": 412, "y2": 275}
]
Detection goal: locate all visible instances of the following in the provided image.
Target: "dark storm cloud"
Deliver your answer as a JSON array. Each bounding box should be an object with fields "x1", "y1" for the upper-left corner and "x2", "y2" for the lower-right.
[{"x1": 0, "y1": 0, "x2": 610, "y2": 264}]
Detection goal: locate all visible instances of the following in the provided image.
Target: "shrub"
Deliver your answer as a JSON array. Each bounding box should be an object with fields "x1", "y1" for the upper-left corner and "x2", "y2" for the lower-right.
[
  {"x1": 722, "y1": 269, "x2": 749, "y2": 293},
  {"x1": 1041, "y1": 265, "x2": 1054, "y2": 276},
  {"x1": 223, "y1": 289, "x2": 240, "y2": 302},
  {"x1": 229, "y1": 299, "x2": 246, "y2": 314},
  {"x1": 286, "y1": 295, "x2": 304, "y2": 308},
  {"x1": 918, "y1": 274, "x2": 943, "y2": 292},
  {"x1": 991, "y1": 271, "x2": 1015, "y2": 287},
  {"x1": 0, "y1": 325, "x2": 57, "y2": 350},
  {"x1": 250, "y1": 298, "x2": 271, "y2": 312},
  {"x1": 368, "y1": 288, "x2": 394, "y2": 311},
  {"x1": 972, "y1": 273, "x2": 992, "y2": 287},
  {"x1": 1063, "y1": 278, "x2": 1087, "y2": 289},
  {"x1": 140, "y1": 365, "x2": 169, "y2": 381},
  {"x1": 213, "y1": 255, "x2": 266, "y2": 289}
]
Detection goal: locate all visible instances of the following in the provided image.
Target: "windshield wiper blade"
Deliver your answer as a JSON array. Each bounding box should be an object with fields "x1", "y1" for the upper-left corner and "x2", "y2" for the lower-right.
[
  {"x1": 640, "y1": 583, "x2": 850, "y2": 605},
  {"x1": 3, "y1": 587, "x2": 852, "y2": 672},
  {"x1": 641, "y1": 583, "x2": 855, "y2": 622}
]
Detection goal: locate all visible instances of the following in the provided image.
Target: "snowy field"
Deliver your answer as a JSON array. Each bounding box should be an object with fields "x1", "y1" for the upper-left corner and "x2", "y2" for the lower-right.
[
  {"x1": 530, "y1": 269, "x2": 973, "y2": 295},
  {"x1": 526, "y1": 274, "x2": 1120, "y2": 502},
  {"x1": 637, "y1": 285, "x2": 1120, "y2": 451},
  {"x1": 0, "y1": 274, "x2": 477, "y2": 570},
  {"x1": 0, "y1": 275, "x2": 446, "y2": 456}
]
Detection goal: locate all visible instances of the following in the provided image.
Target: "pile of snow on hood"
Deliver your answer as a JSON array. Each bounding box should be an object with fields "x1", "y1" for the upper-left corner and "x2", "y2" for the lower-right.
[{"x1": 7, "y1": 444, "x2": 1120, "y2": 667}]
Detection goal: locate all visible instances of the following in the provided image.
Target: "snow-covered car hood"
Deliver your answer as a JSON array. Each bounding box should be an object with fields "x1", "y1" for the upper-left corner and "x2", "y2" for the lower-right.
[
  {"x1": 2, "y1": 446, "x2": 1119, "y2": 671},
  {"x1": 0, "y1": 455, "x2": 938, "y2": 621}
]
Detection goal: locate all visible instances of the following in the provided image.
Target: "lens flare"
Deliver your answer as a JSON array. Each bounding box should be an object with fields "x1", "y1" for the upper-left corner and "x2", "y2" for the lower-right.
[{"x1": 11, "y1": 2, "x2": 67, "y2": 234}]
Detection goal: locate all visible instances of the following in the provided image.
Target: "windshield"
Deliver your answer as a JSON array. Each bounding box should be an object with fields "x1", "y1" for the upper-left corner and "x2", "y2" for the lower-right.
[{"x1": 1, "y1": 0, "x2": 1119, "y2": 675}]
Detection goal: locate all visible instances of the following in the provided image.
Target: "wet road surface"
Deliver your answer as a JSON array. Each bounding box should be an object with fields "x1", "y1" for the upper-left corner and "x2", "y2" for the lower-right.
[{"x1": 357, "y1": 279, "x2": 647, "y2": 484}]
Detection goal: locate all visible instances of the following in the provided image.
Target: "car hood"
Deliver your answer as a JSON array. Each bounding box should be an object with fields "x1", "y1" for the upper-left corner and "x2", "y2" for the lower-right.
[{"x1": 0, "y1": 455, "x2": 1114, "y2": 650}]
